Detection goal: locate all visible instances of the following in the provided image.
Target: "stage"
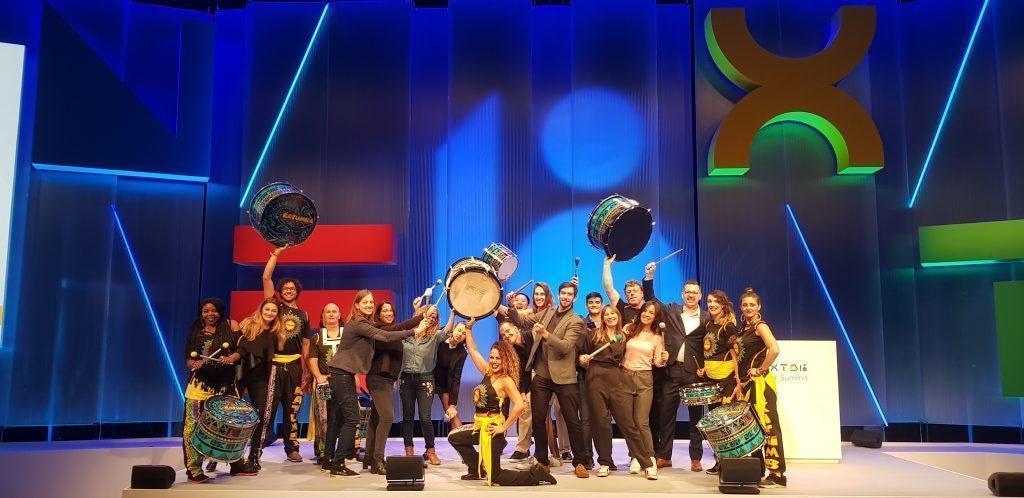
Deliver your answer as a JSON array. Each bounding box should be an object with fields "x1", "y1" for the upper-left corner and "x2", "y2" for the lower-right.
[{"x1": 2, "y1": 438, "x2": 1020, "y2": 498}]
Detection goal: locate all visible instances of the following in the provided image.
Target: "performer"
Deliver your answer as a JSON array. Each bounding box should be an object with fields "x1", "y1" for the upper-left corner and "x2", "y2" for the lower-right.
[
  {"x1": 622, "y1": 301, "x2": 669, "y2": 479},
  {"x1": 261, "y1": 245, "x2": 313, "y2": 463},
  {"x1": 578, "y1": 305, "x2": 655, "y2": 478},
  {"x1": 434, "y1": 315, "x2": 469, "y2": 429},
  {"x1": 726, "y1": 288, "x2": 786, "y2": 488},
  {"x1": 645, "y1": 265, "x2": 710, "y2": 471},
  {"x1": 512, "y1": 292, "x2": 530, "y2": 311},
  {"x1": 500, "y1": 282, "x2": 590, "y2": 478},
  {"x1": 307, "y1": 303, "x2": 343, "y2": 470},
  {"x1": 183, "y1": 298, "x2": 249, "y2": 482},
  {"x1": 498, "y1": 317, "x2": 535, "y2": 462},
  {"x1": 503, "y1": 283, "x2": 549, "y2": 463},
  {"x1": 401, "y1": 306, "x2": 462, "y2": 465},
  {"x1": 696, "y1": 290, "x2": 739, "y2": 475},
  {"x1": 323, "y1": 290, "x2": 435, "y2": 476},
  {"x1": 236, "y1": 298, "x2": 282, "y2": 472},
  {"x1": 602, "y1": 255, "x2": 655, "y2": 324},
  {"x1": 583, "y1": 292, "x2": 604, "y2": 328},
  {"x1": 448, "y1": 323, "x2": 558, "y2": 486}
]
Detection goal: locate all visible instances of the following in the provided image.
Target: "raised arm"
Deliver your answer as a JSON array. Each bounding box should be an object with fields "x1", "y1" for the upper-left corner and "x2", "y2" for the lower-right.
[
  {"x1": 603, "y1": 255, "x2": 621, "y2": 307},
  {"x1": 462, "y1": 322, "x2": 489, "y2": 375},
  {"x1": 643, "y1": 262, "x2": 657, "y2": 301},
  {"x1": 262, "y1": 245, "x2": 289, "y2": 298}
]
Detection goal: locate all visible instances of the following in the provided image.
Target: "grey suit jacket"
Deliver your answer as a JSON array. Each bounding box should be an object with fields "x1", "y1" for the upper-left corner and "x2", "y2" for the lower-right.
[{"x1": 508, "y1": 307, "x2": 584, "y2": 385}]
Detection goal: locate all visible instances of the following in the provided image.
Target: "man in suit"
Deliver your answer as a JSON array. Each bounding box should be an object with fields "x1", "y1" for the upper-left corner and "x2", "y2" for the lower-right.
[
  {"x1": 502, "y1": 281, "x2": 590, "y2": 478},
  {"x1": 645, "y1": 266, "x2": 710, "y2": 472}
]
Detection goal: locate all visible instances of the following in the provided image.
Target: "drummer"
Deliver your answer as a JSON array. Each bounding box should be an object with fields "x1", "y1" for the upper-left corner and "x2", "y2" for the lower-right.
[
  {"x1": 262, "y1": 245, "x2": 313, "y2": 463},
  {"x1": 182, "y1": 298, "x2": 250, "y2": 482},
  {"x1": 695, "y1": 290, "x2": 739, "y2": 475},
  {"x1": 601, "y1": 255, "x2": 655, "y2": 324}
]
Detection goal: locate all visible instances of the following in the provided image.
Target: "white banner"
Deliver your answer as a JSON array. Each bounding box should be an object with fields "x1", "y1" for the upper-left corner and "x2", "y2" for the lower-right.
[
  {"x1": 773, "y1": 340, "x2": 842, "y2": 461},
  {"x1": 0, "y1": 42, "x2": 25, "y2": 344}
]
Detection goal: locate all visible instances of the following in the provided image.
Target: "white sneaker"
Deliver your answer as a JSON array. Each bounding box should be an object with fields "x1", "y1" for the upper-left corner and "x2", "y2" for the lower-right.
[
  {"x1": 596, "y1": 465, "x2": 610, "y2": 477},
  {"x1": 629, "y1": 458, "x2": 640, "y2": 474},
  {"x1": 549, "y1": 455, "x2": 562, "y2": 467},
  {"x1": 515, "y1": 456, "x2": 537, "y2": 471},
  {"x1": 644, "y1": 466, "x2": 659, "y2": 480}
]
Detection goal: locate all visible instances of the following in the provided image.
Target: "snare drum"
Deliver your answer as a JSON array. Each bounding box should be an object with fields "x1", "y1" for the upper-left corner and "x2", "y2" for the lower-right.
[
  {"x1": 481, "y1": 242, "x2": 519, "y2": 282},
  {"x1": 680, "y1": 382, "x2": 723, "y2": 406},
  {"x1": 248, "y1": 182, "x2": 318, "y2": 247},
  {"x1": 316, "y1": 381, "x2": 332, "y2": 401},
  {"x1": 191, "y1": 395, "x2": 260, "y2": 463},
  {"x1": 696, "y1": 401, "x2": 766, "y2": 459},
  {"x1": 587, "y1": 194, "x2": 653, "y2": 261},
  {"x1": 445, "y1": 257, "x2": 502, "y2": 320}
]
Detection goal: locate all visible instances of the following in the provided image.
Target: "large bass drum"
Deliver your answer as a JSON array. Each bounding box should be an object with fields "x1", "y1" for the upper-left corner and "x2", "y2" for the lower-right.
[
  {"x1": 444, "y1": 257, "x2": 502, "y2": 320},
  {"x1": 248, "y1": 182, "x2": 318, "y2": 247},
  {"x1": 191, "y1": 395, "x2": 259, "y2": 463},
  {"x1": 587, "y1": 194, "x2": 653, "y2": 262},
  {"x1": 696, "y1": 401, "x2": 766, "y2": 459}
]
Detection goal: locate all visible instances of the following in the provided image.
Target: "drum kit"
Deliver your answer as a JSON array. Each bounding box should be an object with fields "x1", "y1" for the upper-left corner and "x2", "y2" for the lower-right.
[{"x1": 680, "y1": 383, "x2": 767, "y2": 460}]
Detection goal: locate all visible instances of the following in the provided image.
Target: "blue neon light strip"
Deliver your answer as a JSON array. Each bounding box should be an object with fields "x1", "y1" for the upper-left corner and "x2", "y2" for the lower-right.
[
  {"x1": 33, "y1": 163, "x2": 209, "y2": 183},
  {"x1": 110, "y1": 204, "x2": 185, "y2": 400},
  {"x1": 238, "y1": 3, "x2": 331, "y2": 209},
  {"x1": 784, "y1": 204, "x2": 888, "y2": 426},
  {"x1": 907, "y1": 0, "x2": 991, "y2": 208}
]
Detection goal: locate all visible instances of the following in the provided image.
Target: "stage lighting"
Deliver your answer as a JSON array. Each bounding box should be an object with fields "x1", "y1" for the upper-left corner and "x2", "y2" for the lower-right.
[
  {"x1": 718, "y1": 457, "x2": 761, "y2": 495},
  {"x1": 385, "y1": 456, "x2": 425, "y2": 491}
]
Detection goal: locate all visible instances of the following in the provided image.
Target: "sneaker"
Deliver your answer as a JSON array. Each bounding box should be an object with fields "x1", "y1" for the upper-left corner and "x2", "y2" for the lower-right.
[
  {"x1": 330, "y1": 463, "x2": 360, "y2": 477},
  {"x1": 460, "y1": 473, "x2": 484, "y2": 480},
  {"x1": 187, "y1": 474, "x2": 211, "y2": 483},
  {"x1": 509, "y1": 450, "x2": 530, "y2": 462},
  {"x1": 287, "y1": 451, "x2": 303, "y2": 463},
  {"x1": 608, "y1": 464, "x2": 619, "y2": 471},
  {"x1": 205, "y1": 461, "x2": 218, "y2": 472},
  {"x1": 230, "y1": 464, "x2": 258, "y2": 477},
  {"x1": 549, "y1": 455, "x2": 563, "y2": 467},
  {"x1": 515, "y1": 456, "x2": 537, "y2": 471},
  {"x1": 629, "y1": 458, "x2": 641, "y2": 474},
  {"x1": 596, "y1": 465, "x2": 610, "y2": 477},
  {"x1": 758, "y1": 474, "x2": 787, "y2": 488},
  {"x1": 320, "y1": 458, "x2": 333, "y2": 473},
  {"x1": 705, "y1": 461, "x2": 720, "y2": 475},
  {"x1": 561, "y1": 451, "x2": 573, "y2": 462},
  {"x1": 644, "y1": 466, "x2": 659, "y2": 480}
]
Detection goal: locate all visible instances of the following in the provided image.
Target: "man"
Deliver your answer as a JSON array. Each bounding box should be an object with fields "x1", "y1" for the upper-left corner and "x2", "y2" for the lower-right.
[
  {"x1": 602, "y1": 255, "x2": 655, "y2": 325},
  {"x1": 583, "y1": 291, "x2": 604, "y2": 328},
  {"x1": 512, "y1": 292, "x2": 530, "y2": 311},
  {"x1": 646, "y1": 267, "x2": 710, "y2": 472},
  {"x1": 501, "y1": 282, "x2": 590, "y2": 478}
]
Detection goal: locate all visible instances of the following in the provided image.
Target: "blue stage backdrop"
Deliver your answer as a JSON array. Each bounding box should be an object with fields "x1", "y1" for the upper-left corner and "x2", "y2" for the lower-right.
[{"x1": 0, "y1": 0, "x2": 1022, "y2": 437}]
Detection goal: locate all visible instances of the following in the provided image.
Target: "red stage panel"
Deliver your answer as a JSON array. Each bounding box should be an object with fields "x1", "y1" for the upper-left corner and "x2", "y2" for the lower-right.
[
  {"x1": 233, "y1": 225, "x2": 395, "y2": 265},
  {"x1": 230, "y1": 290, "x2": 395, "y2": 323}
]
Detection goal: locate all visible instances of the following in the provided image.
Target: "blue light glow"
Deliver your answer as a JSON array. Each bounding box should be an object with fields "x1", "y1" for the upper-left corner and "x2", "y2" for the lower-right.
[
  {"x1": 239, "y1": 3, "x2": 331, "y2": 209},
  {"x1": 785, "y1": 204, "x2": 888, "y2": 426},
  {"x1": 33, "y1": 163, "x2": 209, "y2": 183},
  {"x1": 541, "y1": 88, "x2": 643, "y2": 190},
  {"x1": 110, "y1": 204, "x2": 185, "y2": 400},
  {"x1": 907, "y1": 0, "x2": 990, "y2": 208}
]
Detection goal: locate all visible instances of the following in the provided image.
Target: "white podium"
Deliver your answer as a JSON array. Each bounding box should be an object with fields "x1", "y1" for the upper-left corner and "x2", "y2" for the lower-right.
[{"x1": 773, "y1": 340, "x2": 842, "y2": 462}]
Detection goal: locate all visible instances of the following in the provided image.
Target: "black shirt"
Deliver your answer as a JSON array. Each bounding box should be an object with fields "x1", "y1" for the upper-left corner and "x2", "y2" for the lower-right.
[
  {"x1": 185, "y1": 326, "x2": 240, "y2": 394},
  {"x1": 278, "y1": 303, "x2": 313, "y2": 341},
  {"x1": 237, "y1": 328, "x2": 274, "y2": 383}
]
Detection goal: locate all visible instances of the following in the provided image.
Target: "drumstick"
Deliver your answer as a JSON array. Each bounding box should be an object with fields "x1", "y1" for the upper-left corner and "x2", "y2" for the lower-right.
[
  {"x1": 652, "y1": 248, "x2": 684, "y2": 267},
  {"x1": 573, "y1": 257, "x2": 580, "y2": 278},
  {"x1": 511, "y1": 279, "x2": 534, "y2": 296},
  {"x1": 434, "y1": 286, "x2": 449, "y2": 306},
  {"x1": 421, "y1": 279, "x2": 442, "y2": 301},
  {"x1": 589, "y1": 334, "x2": 623, "y2": 356}
]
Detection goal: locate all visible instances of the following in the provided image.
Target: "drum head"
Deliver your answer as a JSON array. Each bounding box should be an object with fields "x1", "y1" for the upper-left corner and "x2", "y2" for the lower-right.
[
  {"x1": 447, "y1": 269, "x2": 501, "y2": 320},
  {"x1": 248, "y1": 183, "x2": 318, "y2": 247},
  {"x1": 604, "y1": 207, "x2": 653, "y2": 261}
]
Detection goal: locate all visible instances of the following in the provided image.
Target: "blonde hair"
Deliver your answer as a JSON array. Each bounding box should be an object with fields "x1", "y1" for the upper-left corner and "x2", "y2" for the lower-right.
[
  {"x1": 239, "y1": 298, "x2": 283, "y2": 342},
  {"x1": 594, "y1": 305, "x2": 624, "y2": 344}
]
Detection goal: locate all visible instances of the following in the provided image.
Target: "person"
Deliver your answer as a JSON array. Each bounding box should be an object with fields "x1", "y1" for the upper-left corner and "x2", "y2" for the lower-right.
[
  {"x1": 583, "y1": 292, "x2": 604, "y2": 329},
  {"x1": 236, "y1": 298, "x2": 282, "y2": 472},
  {"x1": 724, "y1": 288, "x2": 787, "y2": 488},
  {"x1": 696, "y1": 290, "x2": 739, "y2": 475},
  {"x1": 622, "y1": 301, "x2": 669, "y2": 479},
  {"x1": 400, "y1": 306, "x2": 462, "y2": 465},
  {"x1": 182, "y1": 298, "x2": 250, "y2": 482},
  {"x1": 645, "y1": 264, "x2": 710, "y2": 471},
  {"x1": 504, "y1": 283, "x2": 550, "y2": 464},
  {"x1": 602, "y1": 255, "x2": 655, "y2": 325},
  {"x1": 448, "y1": 322, "x2": 557, "y2": 486},
  {"x1": 435, "y1": 301, "x2": 469, "y2": 430},
  {"x1": 307, "y1": 303, "x2": 343, "y2": 469},
  {"x1": 578, "y1": 305, "x2": 654, "y2": 478},
  {"x1": 512, "y1": 292, "x2": 530, "y2": 311},
  {"x1": 498, "y1": 317, "x2": 535, "y2": 462},
  {"x1": 500, "y1": 282, "x2": 590, "y2": 478},
  {"x1": 261, "y1": 245, "x2": 313, "y2": 463},
  {"x1": 323, "y1": 290, "x2": 436, "y2": 476}
]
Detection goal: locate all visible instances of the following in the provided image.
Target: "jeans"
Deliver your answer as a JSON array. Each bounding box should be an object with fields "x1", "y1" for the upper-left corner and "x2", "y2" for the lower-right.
[
  {"x1": 400, "y1": 372, "x2": 436, "y2": 448},
  {"x1": 326, "y1": 370, "x2": 359, "y2": 462}
]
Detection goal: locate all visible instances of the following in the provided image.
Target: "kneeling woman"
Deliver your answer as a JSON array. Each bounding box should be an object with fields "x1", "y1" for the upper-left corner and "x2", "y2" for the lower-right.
[{"x1": 449, "y1": 322, "x2": 557, "y2": 486}]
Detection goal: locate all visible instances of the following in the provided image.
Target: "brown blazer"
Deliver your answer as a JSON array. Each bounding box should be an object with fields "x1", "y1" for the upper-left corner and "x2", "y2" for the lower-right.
[{"x1": 508, "y1": 307, "x2": 585, "y2": 385}]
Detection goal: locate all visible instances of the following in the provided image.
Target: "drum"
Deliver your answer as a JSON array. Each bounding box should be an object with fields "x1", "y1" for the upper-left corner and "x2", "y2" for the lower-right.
[
  {"x1": 444, "y1": 257, "x2": 502, "y2": 320},
  {"x1": 696, "y1": 401, "x2": 766, "y2": 459},
  {"x1": 355, "y1": 394, "x2": 372, "y2": 448},
  {"x1": 680, "y1": 382, "x2": 723, "y2": 406},
  {"x1": 587, "y1": 194, "x2": 653, "y2": 261},
  {"x1": 481, "y1": 242, "x2": 519, "y2": 282},
  {"x1": 247, "y1": 182, "x2": 318, "y2": 247},
  {"x1": 316, "y1": 380, "x2": 333, "y2": 401},
  {"x1": 191, "y1": 395, "x2": 260, "y2": 463}
]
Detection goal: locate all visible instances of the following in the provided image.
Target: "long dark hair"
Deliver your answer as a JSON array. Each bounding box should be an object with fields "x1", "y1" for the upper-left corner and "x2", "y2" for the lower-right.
[
  {"x1": 626, "y1": 300, "x2": 664, "y2": 339},
  {"x1": 189, "y1": 298, "x2": 230, "y2": 337},
  {"x1": 371, "y1": 301, "x2": 395, "y2": 327}
]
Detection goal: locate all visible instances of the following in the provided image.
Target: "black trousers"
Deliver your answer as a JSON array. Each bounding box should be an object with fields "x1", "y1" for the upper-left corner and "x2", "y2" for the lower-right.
[
  {"x1": 576, "y1": 373, "x2": 594, "y2": 465},
  {"x1": 653, "y1": 363, "x2": 704, "y2": 461},
  {"x1": 365, "y1": 374, "x2": 396, "y2": 462},
  {"x1": 325, "y1": 370, "x2": 360, "y2": 462},
  {"x1": 586, "y1": 365, "x2": 654, "y2": 468},
  {"x1": 240, "y1": 375, "x2": 269, "y2": 463},
  {"x1": 530, "y1": 375, "x2": 586, "y2": 467},
  {"x1": 260, "y1": 362, "x2": 302, "y2": 455},
  {"x1": 400, "y1": 372, "x2": 436, "y2": 448},
  {"x1": 448, "y1": 425, "x2": 544, "y2": 486}
]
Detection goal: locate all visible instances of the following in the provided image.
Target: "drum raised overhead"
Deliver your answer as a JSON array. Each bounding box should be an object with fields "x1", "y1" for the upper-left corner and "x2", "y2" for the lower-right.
[
  {"x1": 445, "y1": 257, "x2": 502, "y2": 320},
  {"x1": 481, "y1": 242, "x2": 519, "y2": 282},
  {"x1": 248, "y1": 182, "x2": 318, "y2": 247},
  {"x1": 587, "y1": 194, "x2": 653, "y2": 262}
]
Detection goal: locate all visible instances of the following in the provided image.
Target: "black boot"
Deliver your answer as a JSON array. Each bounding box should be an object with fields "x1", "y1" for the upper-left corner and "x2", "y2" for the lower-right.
[
  {"x1": 371, "y1": 457, "x2": 387, "y2": 475},
  {"x1": 330, "y1": 460, "x2": 360, "y2": 477},
  {"x1": 320, "y1": 457, "x2": 333, "y2": 473}
]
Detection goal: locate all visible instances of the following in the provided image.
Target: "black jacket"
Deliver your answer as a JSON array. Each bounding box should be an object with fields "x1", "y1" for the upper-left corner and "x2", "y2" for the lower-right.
[
  {"x1": 326, "y1": 315, "x2": 416, "y2": 375},
  {"x1": 646, "y1": 278, "x2": 711, "y2": 373}
]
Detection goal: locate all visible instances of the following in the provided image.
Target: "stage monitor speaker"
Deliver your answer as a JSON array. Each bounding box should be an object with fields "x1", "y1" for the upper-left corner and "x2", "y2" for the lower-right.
[
  {"x1": 130, "y1": 465, "x2": 175, "y2": 489},
  {"x1": 386, "y1": 455, "x2": 425, "y2": 491},
  {"x1": 719, "y1": 457, "x2": 761, "y2": 494},
  {"x1": 989, "y1": 473, "x2": 1024, "y2": 497},
  {"x1": 850, "y1": 429, "x2": 883, "y2": 449}
]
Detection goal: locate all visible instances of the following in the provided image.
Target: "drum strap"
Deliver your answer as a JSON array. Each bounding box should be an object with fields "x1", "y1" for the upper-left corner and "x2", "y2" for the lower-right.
[{"x1": 272, "y1": 354, "x2": 301, "y2": 364}]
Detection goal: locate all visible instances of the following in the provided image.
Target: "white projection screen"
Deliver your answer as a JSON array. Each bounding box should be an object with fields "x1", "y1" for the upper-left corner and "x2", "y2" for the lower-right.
[{"x1": 0, "y1": 42, "x2": 25, "y2": 344}]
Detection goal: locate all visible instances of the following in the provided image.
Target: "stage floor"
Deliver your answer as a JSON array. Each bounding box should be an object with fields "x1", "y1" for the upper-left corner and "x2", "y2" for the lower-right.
[{"x1": 2, "y1": 438, "x2": 1022, "y2": 497}]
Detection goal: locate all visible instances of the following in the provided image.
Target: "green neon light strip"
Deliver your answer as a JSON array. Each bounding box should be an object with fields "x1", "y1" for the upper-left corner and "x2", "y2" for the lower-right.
[
  {"x1": 918, "y1": 219, "x2": 1024, "y2": 267},
  {"x1": 705, "y1": 14, "x2": 751, "y2": 89},
  {"x1": 994, "y1": 281, "x2": 1024, "y2": 397}
]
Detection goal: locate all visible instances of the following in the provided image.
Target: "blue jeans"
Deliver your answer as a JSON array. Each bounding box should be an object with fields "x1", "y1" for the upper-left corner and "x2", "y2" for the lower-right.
[{"x1": 400, "y1": 372, "x2": 436, "y2": 448}]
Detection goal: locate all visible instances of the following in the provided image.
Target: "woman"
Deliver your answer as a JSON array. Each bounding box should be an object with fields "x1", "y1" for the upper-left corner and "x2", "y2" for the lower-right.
[
  {"x1": 308, "y1": 303, "x2": 343, "y2": 469},
  {"x1": 362, "y1": 300, "x2": 430, "y2": 474},
  {"x1": 236, "y1": 297, "x2": 283, "y2": 472},
  {"x1": 448, "y1": 322, "x2": 557, "y2": 486},
  {"x1": 622, "y1": 301, "x2": 668, "y2": 479},
  {"x1": 323, "y1": 290, "x2": 436, "y2": 476},
  {"x1": 578, "y1": 305, "x2": 654, "y2": 478},
  {"x1": 182, "y1": 298, "x2": 247, "y2": 482},
  {"x1": 695, "y1": 290, "x2": 739, "y2": 475},
  {"x1": 400, "y1": 305, "x2": 459, "y2": 466},
  {"x1": 726, "y1": 288, "x2": 786, "y2": 488}
]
